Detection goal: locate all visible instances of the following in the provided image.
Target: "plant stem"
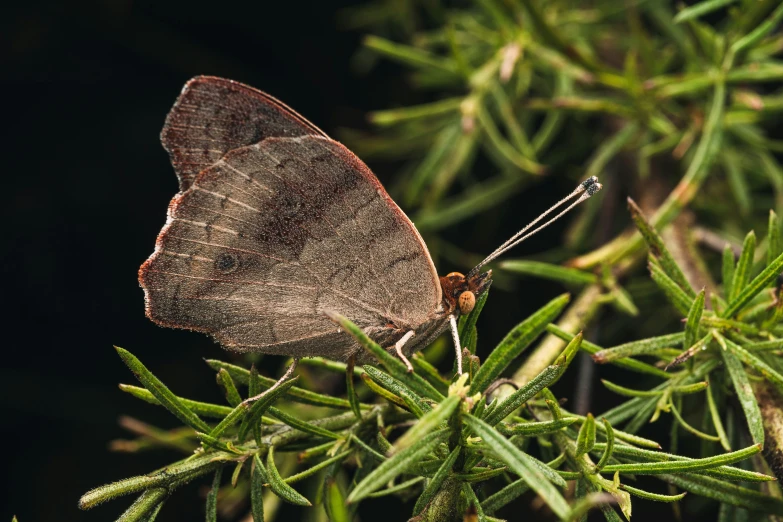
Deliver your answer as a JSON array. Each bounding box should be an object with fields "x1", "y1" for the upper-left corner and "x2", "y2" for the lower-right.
[{"x1": 510, "y1": 284, "x2": 603, "y2": 390}]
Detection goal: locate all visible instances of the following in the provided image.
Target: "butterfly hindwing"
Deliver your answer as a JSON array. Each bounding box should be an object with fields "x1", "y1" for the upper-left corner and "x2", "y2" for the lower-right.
[{"x1": 141, "y1": 127, "x2": 441, "y2": 359}]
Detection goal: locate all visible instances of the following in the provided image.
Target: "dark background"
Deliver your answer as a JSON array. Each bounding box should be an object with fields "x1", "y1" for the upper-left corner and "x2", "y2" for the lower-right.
[{"x1": 3, "y1": 2, "x2": 681, "y2": 521}]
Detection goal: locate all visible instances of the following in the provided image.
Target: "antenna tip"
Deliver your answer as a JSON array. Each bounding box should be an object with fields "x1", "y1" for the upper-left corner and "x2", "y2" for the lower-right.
[
  {"x1": 586, "y1": 182, "x2": 603, "y2": 196},
  {"x1": 581, "y1": 176, "x2": 599, "y2": 190}
]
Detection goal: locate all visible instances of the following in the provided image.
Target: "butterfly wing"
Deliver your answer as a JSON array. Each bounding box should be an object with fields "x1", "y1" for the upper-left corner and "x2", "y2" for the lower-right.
[
  {"x1": 141, "y1": 79, "x2": 441, "y2": 360},
  {"x1": 161, "y1": 75, "x2": 326, "y2": 191}
]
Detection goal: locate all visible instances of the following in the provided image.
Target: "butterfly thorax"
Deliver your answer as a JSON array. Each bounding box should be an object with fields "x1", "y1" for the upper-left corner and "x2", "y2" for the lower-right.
[{"x1": 438, "y1": 270, "x2": 492, "y2": 317}]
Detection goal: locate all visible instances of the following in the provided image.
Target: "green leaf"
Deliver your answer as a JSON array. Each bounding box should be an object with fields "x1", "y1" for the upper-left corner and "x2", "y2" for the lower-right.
[
  {"x1": 669, "y1": 399, "x2": 721, "y2": 442},
  {"x1": 620, "y1": 484, "x2": 686, "y2": 502},
  {"x1": 599, "y1": 444, "x2": 761, "y2": 474},
  {"x1": 251, "y1": 455, "x2": 265, "y2": 522},
  {"x1": 393, "y1": 394, "x2": 461, "y2": 453},
  {"x1": 593, "y1": 332, "x2": 684, "y2": 363},
  {"x1": 364, "y1": 35, "x2": 458, "y2": 73},
  {"x1": 723, "y1": 250, "x2": 783, "y2": 318},
  {"x1": 470, "y1": 293, "x2": 570, "y2": 394},
  {"x1": 648, "y1": 260, "x2": 694, "y2": 316},
  {"x1": 119, "y1": 384, "x2": 233, "y2": 418},
  {"x1": 365, "y1": 476, "x2": 425, "y2": 498},
  {"x1": 601, "y1": 379, "x2": 663, "y2": 398},
  {"x1": 346, "y1": 359, "x2": 362, "y2": 420},
  {"x1": 360, "y1": 372, "x2": 408, "y2": 409},
  {"x1": 483, "y1": 365, "x2": 560, "y2": 426},
  {"x1": 459, "y1": 282, "x2": 491, "y2": 341},
  {"x1": 216, "y1": 369, "x2": 242, "y2": 407},
  {"x1": 730, "y1": 231, "x2": 756, "y2": 303},
  {"x1": 768, "y1": 210, "x2": 781, "y2": 268},
  {"x1": 565, "y1": 414, "x2": 658, "y2": 449},
  {"x1": 327, "y1": 312, "x2": 443, "y2": 400},
  {"x1": 661, "y1": 474, "x2": 783, "y2": 514},
  {"x1": 465, "y1": 414, "x2": 570, "y2": 518},
  {"x1": 628, "y1": 198, "x2": 694, "y2": 297},
  {"x1": 267, "y1": 406, "x2": 342, "y2": 440},
  {"x1": 499, "y1": 260, "x2": 598, "y2": 286},
  {"x1": 115, "y1": 488, "x2": 167, "y2": 522},
  {"x1": 478, "y1": 103, "x2": 544, "y2": 175},
  {"x1": 706, "y1": 377, "x2": 732, "y2": 451},
  {"x1": 414, "y1": 175, "x2": 527, "y2": 232},
  {"x1": 722, "y1": 244, "x2": 736, "y2": 299},
  {"x1": 362, "y1": 365, "x2": 431, "y2": 417},
  {"x1": 237, "y1": 378, "x2": 300, "y2": 443},
  {"x1": 347, "y1": 428, "x2": 449, "y2": 503},
  {"x1": 716, "y1": 333, "x2": 765, "y2": 445},
  {"x1": 230, "y1": 459, "x2": 244, "y2": 488},
  {"x1": 673, "y1": 0, "x2": 738, "y2": 23},
  {"x1": 115, "y1": 347, "x2": 211, "y2": 433},
  {"x1": 601, "y1": 360, "x2": 719, "y2": 428},
  {"x1": 284, "y1": 451, "x2": 351, "y2": 485},
  {"x1": 563, "y1": 491, "x2": 617, "y2": 522},
  {"x1": 684, "y1": 288, "x2": 706, "y2": 349},
  {"x1": 194, "y1": 432, "x2": 243, "y2": 455},
  {"x1": 411, "y1": 354, "x2": 451, "y2": 395},
  {"x1": 369, "y1": 97, "x2": 463, "y2": 126},
  {"x1": 575, "y1": 414, "x2": 596, "y2": 457},
  {"x1": 461, "y1": 483, "x2": 488, "y2": 522},
  {"x1": 731, "y1": 1, "x2": 783, "y2": 54},
  {"x1": 721, "y1": 336, "x2": 783, "y2": 391},
  {"x1": 589, "y1": 443, "x2": 771, "y2": 482},
  {"x1": 504, "y1": 417, "x2": 579, "y2": 436},
  {"x1": 722, "y1": 149, "x2": 751, "y2": 216},
  {"x1": 266, "y1": 446, "x2": 311, "y2": 506},
  {"x1": 623, "y1": 396, "x2": 660, "y2": 434},
  {"x1": 746, "y1": 339, "x2": 783, "y2": 351},
  {"x1": 553, "y1": 331, "x2": 584, "y2": 373},
  {"x1": 549, "y1": 325, "x2": 673, "y2": 379},
  {"x1": 207, "y1": 402, "x2": 249, "y2": 443},
  {"x1": 482, "y1": 478, "x2": 530, "y2": 514},
  {"x1": 205, "y1": 467, "x2": 223, "y2": 522},
  {"x1": 673, "y1": 382, "x2": 709, "y2": 394},
  {"x1": 323, "y1": 476, "x2": 350, "y2": 522},
  {"x1": 79, "y1": 452, "x2": 222, "y2": 510},
  {"x1": 594, "y1": 418, "x2": 615, "y2": 472},
  {"x1": 412, "y1": 446, "x2": 460, "y2": 515},
  {"x1": 206, "y1": 360, "x2": 357, "y2": 410}
]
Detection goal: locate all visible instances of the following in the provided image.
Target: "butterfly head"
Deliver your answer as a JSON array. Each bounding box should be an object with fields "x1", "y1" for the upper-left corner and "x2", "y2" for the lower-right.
[{"x1": 439, "y1": 270, "x2": 492, "y2": 317}]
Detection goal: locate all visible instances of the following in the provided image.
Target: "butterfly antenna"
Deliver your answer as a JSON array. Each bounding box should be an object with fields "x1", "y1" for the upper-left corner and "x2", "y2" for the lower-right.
[{"x1": 470, "y1": 177, "x2": 602, "y2": 274}]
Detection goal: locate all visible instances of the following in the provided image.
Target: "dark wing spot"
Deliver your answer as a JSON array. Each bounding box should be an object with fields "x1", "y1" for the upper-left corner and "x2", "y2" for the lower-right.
[{"x1": 215, "y1": 252, "x2": 239, "y2": 273}]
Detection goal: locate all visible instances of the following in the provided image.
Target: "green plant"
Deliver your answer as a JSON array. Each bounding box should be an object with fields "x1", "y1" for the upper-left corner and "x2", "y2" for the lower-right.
[
  {"x1": 81, "y1": 1, "x2": 783, "y2": 520},
  {"x1": 78, "y1": 289, "x2": 781, "y2": 521}
]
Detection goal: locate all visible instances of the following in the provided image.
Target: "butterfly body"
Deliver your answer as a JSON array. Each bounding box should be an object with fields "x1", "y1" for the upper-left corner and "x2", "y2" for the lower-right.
[{"x1": 140, "y1": 76, "x2": 491, "y2": 362}]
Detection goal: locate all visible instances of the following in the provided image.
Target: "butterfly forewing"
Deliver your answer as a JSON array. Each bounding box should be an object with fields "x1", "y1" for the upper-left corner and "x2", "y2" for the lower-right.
[
  {"x1": 141, "y1": 80, "x2": 442, "y2": 360},
  {"x1": 162, "y1": 76, "x2": 327, "y2": 191}
]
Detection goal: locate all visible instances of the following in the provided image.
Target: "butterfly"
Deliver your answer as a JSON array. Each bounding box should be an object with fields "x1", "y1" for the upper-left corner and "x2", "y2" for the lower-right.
[{"x1": 139, "y1": 76, "x2": 600, "y2": 375}]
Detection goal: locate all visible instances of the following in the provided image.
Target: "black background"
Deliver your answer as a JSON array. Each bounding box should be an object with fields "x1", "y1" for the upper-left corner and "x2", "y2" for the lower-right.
[{"x1": 4, "y1": 2, "x2": 687, "y2": 521}]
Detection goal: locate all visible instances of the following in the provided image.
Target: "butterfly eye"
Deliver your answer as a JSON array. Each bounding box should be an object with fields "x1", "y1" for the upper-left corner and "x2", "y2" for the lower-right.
[{"x1": 458, "y1": 291, "x2": 476, "y2": 315}]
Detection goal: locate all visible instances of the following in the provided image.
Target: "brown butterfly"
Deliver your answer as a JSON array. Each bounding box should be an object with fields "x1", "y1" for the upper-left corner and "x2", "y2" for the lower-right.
[{"x1": 139, "y1": 76, "x2": 600, "y2": 375}]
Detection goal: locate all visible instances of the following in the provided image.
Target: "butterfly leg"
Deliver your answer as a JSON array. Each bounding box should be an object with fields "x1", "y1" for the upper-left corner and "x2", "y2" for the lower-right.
[
  {"x1": 449, "y1": 314, "x2": 463, "y2": 375},
  {"x1": 242, "y1": 358, "x2": 299, "y2": 405},
  {"x1": 393, "y1": 330, "x2": 416, "y2": 373}
]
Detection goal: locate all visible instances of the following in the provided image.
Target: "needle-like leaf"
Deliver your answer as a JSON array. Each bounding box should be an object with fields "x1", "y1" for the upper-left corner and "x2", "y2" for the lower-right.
[
  {"x1": 115, "y1": 347, "x2": 211, "y2": 433},
  {"x1": 347, "y1": 429, "x2": 449, "y2": 504},
  {"x1": 465, "y1": 414, "x2": 570, "y2": 518},
  {"x1": 470, "y1": 293, "x2": 570, "y2": 394},
  {"x1": 266, "y1": 446, "x2": 311, "y2": 506},
  {"x1": 715, "y1": 333, "x2": 765, "y2": 445}
]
